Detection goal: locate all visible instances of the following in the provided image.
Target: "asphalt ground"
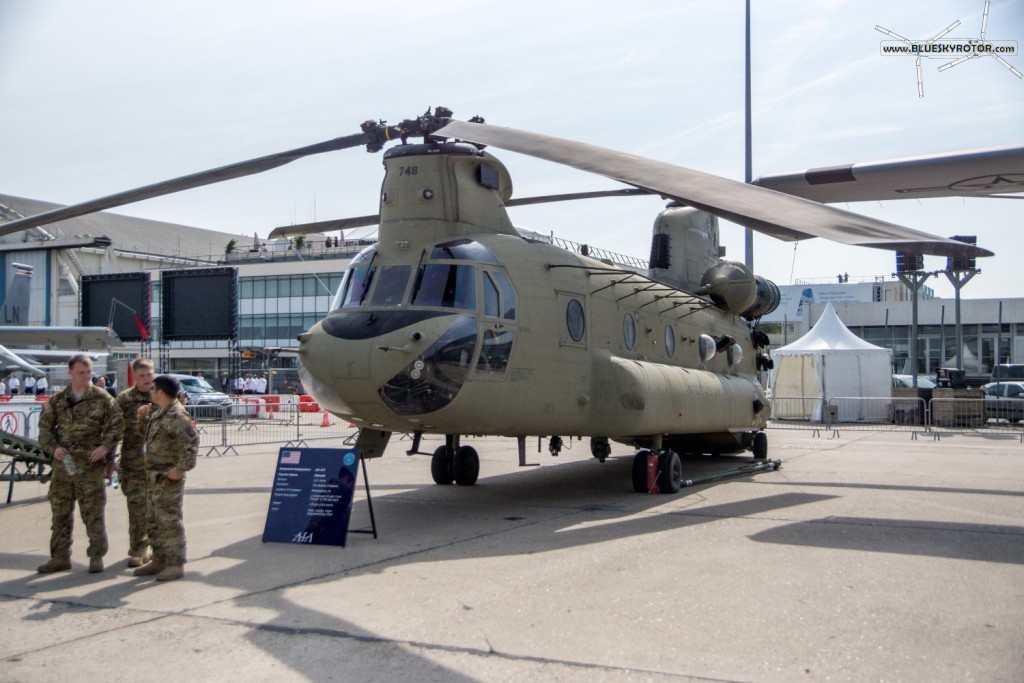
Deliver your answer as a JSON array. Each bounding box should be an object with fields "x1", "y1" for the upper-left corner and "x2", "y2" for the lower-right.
[{"x1": 1, "y1": 428, "x2": 1022, "y2": 682}]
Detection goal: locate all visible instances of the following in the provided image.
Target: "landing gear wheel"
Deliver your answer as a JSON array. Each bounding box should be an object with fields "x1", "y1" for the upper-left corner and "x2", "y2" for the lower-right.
[
  {"x1": 752, "y1": 431, "x2": 768, "y2": 460},
  {"x1": 590, "y1": 437, "x2": 611, "y2": 462},
  {"x1": 631, "y1": 450, "x2": 652, "y2": 493},
  {"x1": 431, "y1": 445, "x2": 454, "y2": 485},
  {"x1": 657, "y1": 450, "x2": 682, "y2": 494},
  {"x1": 452, "y1": 445, "x2": 480, "y2": 486}
]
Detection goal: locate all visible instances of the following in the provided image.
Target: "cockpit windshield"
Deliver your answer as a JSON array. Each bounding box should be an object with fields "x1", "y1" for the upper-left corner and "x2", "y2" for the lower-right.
[
  {"x1": 331, "y1": 241, "x2": 508, "y2": 314},
  {"x1": 331, "y1": 245, "x2": 377, "y2": 310},
  {"x1": 411, "y1": 264, "x2": 476, "y2": 310}
]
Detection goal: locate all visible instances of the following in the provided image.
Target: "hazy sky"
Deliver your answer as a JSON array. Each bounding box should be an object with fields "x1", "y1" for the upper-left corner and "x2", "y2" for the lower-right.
[{"x1": 0, "y1": 0, "x2": 1021, "y2": 298}]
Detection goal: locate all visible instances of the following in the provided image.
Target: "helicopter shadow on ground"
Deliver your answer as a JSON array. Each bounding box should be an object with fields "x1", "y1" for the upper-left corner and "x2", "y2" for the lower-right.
[{"x1": 0, "y1": 453, "x2": 828, "y2": 680}]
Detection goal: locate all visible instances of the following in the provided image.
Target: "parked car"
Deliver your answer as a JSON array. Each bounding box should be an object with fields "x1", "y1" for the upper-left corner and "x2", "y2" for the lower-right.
[
  {"x1": 991, "y1": 364, "x2": 1024, "y2": 382},
  {"x1": 981, "y1": 382, "x2": 1024, "y2": 422},
  {"x1": 167, "y1": 373, "x2": 232, "y2": 420}
]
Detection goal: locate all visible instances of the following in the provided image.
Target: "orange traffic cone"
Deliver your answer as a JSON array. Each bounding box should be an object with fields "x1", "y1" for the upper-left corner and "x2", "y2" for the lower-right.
[{"x1": 320, "y1": 410, "x2": 331, "y2": 428}]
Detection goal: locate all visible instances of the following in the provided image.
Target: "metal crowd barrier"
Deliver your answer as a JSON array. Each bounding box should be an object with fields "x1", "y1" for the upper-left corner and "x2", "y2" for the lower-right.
[
  {"x1": 768, "y1": 396, "x2": 1023, "y2": 442},
  {"x1": 186, "y1": 398, "x2": 360, "y2": 456}
]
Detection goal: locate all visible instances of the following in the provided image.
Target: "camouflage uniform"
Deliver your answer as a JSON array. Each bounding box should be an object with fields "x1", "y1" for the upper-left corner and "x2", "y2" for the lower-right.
[
  {"x1": 38, "y1": 384, "x2": 124, "y2": 562},
  {"x1": 116, "y1": 386, "x2": 151, "y2": 556},
  {"x1": 144, "y1": 400, "x2": 199, "y2": 567}
]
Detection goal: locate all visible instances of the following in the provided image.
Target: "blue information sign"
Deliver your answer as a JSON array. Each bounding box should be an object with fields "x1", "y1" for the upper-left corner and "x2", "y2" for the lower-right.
[{"x1": 262, "y1": 447, "x2": 361, "y2": 547}]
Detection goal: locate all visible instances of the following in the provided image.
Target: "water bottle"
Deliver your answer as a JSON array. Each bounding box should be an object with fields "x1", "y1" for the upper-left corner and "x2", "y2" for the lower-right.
[
  {"x1": 110, "y1": 472, "x2": 120, "y2": 489},
  {"x1": 62, "y1": 453, "x2": 76, "y2": 476}
]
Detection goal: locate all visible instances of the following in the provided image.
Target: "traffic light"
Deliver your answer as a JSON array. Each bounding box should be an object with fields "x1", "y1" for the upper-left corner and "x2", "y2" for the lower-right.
[
  {"x1": 946, "y1": 235, "x2": 977, "y2": 271},
  {"x1": 895, "y1": 251, "x2": 923, "y2": 273}
]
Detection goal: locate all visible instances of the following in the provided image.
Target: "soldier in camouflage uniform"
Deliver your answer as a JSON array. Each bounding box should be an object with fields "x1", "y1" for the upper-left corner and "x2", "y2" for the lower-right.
[
  {"x1": 133, "y1": 375, "x2": 199, "y2": 582},
  {"x1": 37, "y1": 354, "x2": 124, "y2": 574},
  {"x1": 115, "y1": 357, "x2": 156, "y2": 567}
]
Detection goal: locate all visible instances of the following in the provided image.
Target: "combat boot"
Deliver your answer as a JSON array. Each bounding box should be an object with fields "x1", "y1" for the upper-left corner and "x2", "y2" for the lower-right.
[
  {"x1": 155, "y1": 566, "x2": 184, "y2": 582},
  {"x1": 133, "y1": 561, "x2": 165, "y2": 577},
  {"x1": 88, "y1": 557, "x2": 104, "y2": 573},
  {"x1": 127, "y1": 547, "x2": 152, "y2": 568},
  {"x1": 36, "y1": 557, "x2": 71, "y2": 573}
]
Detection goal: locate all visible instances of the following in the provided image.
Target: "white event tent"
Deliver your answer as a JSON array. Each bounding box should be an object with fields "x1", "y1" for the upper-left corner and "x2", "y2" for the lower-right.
[{"x1": 769, "y1": 302, "x2": 893, "y2": 421}]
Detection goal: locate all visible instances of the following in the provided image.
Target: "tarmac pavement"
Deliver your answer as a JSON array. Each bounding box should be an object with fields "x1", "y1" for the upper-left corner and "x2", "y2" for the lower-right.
[{"x1": 1, "y1": 428, "x2": 1022, "y2": 682}]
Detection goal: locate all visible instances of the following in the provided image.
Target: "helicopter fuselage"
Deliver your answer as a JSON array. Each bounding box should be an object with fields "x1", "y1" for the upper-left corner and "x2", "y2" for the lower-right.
[{"x1": 297, "y1": 142, "x2": 769, "y2": 454}]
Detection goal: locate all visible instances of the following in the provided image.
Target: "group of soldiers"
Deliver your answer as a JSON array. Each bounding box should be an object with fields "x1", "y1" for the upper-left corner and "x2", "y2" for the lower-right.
[{"x1": 36, "y1": 355, "x2": 200, "y2": 582}]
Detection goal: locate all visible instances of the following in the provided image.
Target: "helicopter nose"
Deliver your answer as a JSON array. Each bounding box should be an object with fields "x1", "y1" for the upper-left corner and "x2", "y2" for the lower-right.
[{"x1": 299, "y1": 311, "x2": 478, "y2": 424}]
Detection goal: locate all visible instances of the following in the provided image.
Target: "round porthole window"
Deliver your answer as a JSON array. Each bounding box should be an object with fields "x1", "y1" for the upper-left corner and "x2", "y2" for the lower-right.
[
  {"x1": 566, "y1": 299, "x2": 585, "y2": 342},
  {"x1": 623, "y1": 313, "x2": 636, "y2": 350},
  {"x1": 664, "y1": 325, "x2": 675, "y2": 357}
]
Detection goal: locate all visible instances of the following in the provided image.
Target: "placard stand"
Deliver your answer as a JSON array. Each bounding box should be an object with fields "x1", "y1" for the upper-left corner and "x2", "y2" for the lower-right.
[
  {"x1": 349, "y1": 455, "x2": 377, "y2": 539},
  {"x1": 262, "y1": 447, "x2": 378, "y2": 546}
]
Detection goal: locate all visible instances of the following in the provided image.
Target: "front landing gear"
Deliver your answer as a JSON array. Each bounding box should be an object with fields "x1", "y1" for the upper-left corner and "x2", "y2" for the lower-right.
[
  {"x1": 430, "y1": 439, "x2": 480, "y2": 486},
  {"x1": 631, "y1": 449, "x2": 681, "y2": 494}
]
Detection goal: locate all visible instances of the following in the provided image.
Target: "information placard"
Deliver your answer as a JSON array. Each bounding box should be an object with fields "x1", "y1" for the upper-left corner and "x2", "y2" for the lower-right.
[{"x1": 262, "y1": 447, "x2": 361, "y2": 547}]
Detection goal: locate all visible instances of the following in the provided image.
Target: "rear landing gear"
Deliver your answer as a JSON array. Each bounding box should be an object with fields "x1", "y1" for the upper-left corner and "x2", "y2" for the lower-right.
[
  {"x1": 752, "y1": 431, "x2": 768, "y2": 460},
  {"x1": 657, "y1": 450, "x2": 682, "y2": 493},
  {"x1": 631, "y1": 449, "x2": 682, "y2": 494}
]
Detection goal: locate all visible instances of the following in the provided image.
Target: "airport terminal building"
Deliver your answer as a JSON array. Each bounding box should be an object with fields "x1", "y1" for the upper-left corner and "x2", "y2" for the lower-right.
[{"x1": 2, "y1": 194, "x2": 1021, "y2": 388}]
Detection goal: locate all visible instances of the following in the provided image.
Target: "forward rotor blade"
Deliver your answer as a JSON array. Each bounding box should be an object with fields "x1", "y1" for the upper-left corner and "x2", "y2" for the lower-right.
[
  {"x1": 0, "y1": 128, "x2": 396, "y2": 237},
  {"x1": 267, "y1": 188, "x2": 652, "y2": 238},
  {"x1": 435, "y1": 121, "x2": 993, "y2": 258},
  {"x1": 269, "y1": 215, "x2": 381, "y2": 239}
]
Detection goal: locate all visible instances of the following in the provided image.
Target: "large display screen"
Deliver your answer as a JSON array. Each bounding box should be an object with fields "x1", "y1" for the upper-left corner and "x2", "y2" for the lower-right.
[
  {"x1": 161, "y1": 268, "x2": 238, "y2": 341},
  {"x1": 80, "y1": 273, "x2": 151, "y2": 342}
]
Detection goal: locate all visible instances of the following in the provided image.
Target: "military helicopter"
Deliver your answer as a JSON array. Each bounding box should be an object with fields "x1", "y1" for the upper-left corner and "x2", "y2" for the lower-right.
[{"x1": 0, "y1": 107, "x2": 1000, "y2": 493}]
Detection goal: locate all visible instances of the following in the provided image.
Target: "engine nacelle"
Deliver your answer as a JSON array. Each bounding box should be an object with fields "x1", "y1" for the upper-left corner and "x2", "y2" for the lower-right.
[
  {"x1": 698, "y1": 261, "x2": 757, "y2": 315},
  {"x1": 741, "y1": 276, "x2": 781, "y2": 321}
]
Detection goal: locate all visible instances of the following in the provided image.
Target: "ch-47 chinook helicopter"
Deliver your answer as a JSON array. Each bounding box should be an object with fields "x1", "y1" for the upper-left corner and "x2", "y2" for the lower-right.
[{"x1": 0, "y1": 107, "x2": 1007, "y2": 493}]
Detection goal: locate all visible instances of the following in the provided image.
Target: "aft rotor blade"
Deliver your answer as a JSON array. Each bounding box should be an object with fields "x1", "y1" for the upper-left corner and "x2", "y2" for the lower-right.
[
  {"x1": 268, "y1": 188, "x2": 652, "y2": 238},
  {"x1": 435, "y1": 121, "x2": 993, "y2": 258},
  {"x1": 0, "y1": 129, "x2": 395, "y2": 237}
]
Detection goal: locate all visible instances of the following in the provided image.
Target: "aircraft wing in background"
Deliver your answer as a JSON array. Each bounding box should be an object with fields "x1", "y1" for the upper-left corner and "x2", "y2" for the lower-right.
[
  {"x1": 0, "y1": 326, "x2": 121, "y2": 349},
  {"x1": 754, "y1": 144, "x2": 1024, "y2": 203}
]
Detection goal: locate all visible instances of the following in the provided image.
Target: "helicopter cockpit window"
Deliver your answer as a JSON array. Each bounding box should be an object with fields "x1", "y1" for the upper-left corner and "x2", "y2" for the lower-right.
[
  {"x1": 337, "y1": 266, "x2": 375, "y2": 309},
  {"x1": 331, "y1": 245, "x2": 377, "y2": 310},
  {"x1": 483, "y1": 273, "x2": 500, "y2": 318},
  {"x1": 482, "y1": 271, "x2": 517, "y2": 320},
  {"x1": 476, "y1": 328, "x2": 515, "y2": 376},
  {"x1": 430, "y1": 239, "x2": 500, "y2": 264},
  {"x1": 490, "y1": 271, "x2": 516, "y2": 319},
  {"x1": 370, "y1": 266, "x2": 412, "y2": 307},
  {"x1": 411, "y1": 264, "x2": 476, "y2": 310}
]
